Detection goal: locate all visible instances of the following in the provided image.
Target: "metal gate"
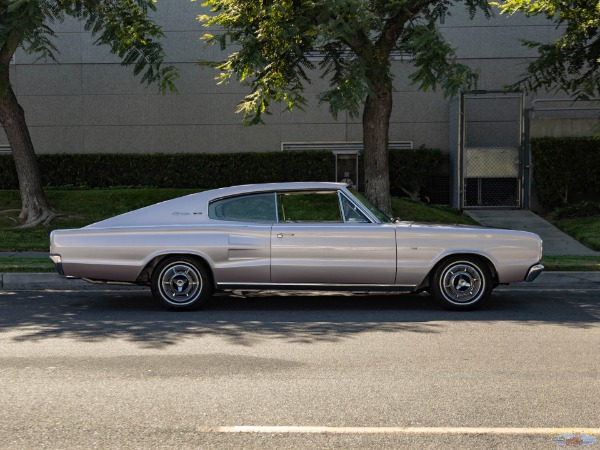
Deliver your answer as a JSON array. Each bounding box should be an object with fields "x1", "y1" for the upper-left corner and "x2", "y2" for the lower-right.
[{"x1": 459, "y1": 91, "x2": 525, "y2": 209}]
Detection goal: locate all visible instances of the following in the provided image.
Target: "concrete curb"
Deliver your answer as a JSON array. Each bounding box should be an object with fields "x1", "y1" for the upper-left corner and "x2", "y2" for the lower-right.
[
  {"x1": 1, "y1": 271, "x2": 600, "y2": 291},
  {"x1": 0, "y1": 273, "x2": 146, "y2": 291}
]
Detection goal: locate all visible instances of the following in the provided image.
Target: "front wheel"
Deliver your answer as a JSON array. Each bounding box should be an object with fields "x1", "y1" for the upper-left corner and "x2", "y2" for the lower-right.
[
  {"x1": 430, "y1": 257, "x2": 493, "y2": 311},
  {"x1": 151, "y1": 256, "x2": 213, "y2": 311}
]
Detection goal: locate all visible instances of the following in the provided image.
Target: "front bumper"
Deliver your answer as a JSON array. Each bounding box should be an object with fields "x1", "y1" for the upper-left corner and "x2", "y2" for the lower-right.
[{"x1": 524, "y1": 263, "x2": 544, "y2": 282}]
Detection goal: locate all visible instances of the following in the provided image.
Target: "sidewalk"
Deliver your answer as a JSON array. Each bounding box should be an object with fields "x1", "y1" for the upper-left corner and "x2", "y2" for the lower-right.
[
  {"x1": 0, "y1": 273, "x2": 145, "y2": 291},
  {"x1": 465, "y1": 210, "x2": 600, "y2": 257}
]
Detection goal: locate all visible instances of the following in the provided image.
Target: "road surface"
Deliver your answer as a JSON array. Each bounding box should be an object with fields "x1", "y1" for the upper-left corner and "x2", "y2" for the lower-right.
[{"x1": 1, "y1": 287, "x2": 599, "y2": 449}]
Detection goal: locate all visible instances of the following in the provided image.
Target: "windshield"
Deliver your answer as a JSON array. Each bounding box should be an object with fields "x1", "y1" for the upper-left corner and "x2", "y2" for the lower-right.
[{"x1": 348, "y1": 188, "x2": 393, "y2": 223}]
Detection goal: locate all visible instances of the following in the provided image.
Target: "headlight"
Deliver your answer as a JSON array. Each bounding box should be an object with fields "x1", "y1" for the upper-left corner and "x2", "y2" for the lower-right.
[{"x1": 49, "y1": 254, "x2": 62, "y2": 264}]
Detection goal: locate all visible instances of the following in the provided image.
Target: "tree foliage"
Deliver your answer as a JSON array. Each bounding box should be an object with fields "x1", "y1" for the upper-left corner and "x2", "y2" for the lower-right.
[
  {"x1": 199, "y1": 0, "x2": 491, "y2": 213},
  {"x1": 199, "y1": 0, "x2": 489, "y2": 124},
  {"x1": 0, "y1": 0, "x2": 178, "y2": 93},
  {"x1": 496, "y1": 0, "x2": 600, "y2": 99},
  {"x1": 0, "y1": 0, "x2": 177, "y2": 226}
]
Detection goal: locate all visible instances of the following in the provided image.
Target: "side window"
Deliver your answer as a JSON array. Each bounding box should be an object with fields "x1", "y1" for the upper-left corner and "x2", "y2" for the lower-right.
[
  {"x1": 340, "y1": 194, "x2": 370, "y2": 223},
  {"x1": 208, "y1": 193, "x2": 276, "y2": 223},
  {"x1": 277, "y1": 191, "x2": 342, "y2": 222}
]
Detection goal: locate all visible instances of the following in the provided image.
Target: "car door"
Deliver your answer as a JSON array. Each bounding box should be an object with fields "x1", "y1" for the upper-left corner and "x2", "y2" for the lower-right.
[{"x1": 270, "y1": 190, "x2": 396, "y2": 285}]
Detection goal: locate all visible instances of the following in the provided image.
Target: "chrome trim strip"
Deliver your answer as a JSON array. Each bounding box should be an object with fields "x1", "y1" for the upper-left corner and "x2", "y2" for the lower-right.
[
  {"x1": 338, "y1": 191, "x2": 375, "y2": 224},
  {"x1": 81, "y1": 278, "x2": 137, "y2": 285},
  {"x1": 338, "y1": 191, "x2": 347, "y2": 224},
  {"x1": 524, "y1": 264, "x2": 544, "y2": 282},
  {"x1": 340, "y1": 188, "x2": 382, "y2": 224},
  {"x1": 217, "y1": 282, "x2": 415, "y2": 292}
]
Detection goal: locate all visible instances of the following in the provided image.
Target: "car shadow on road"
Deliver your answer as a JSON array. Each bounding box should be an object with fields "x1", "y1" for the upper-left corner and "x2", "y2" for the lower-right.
[{"x1": 0, "y1": 289, "x2": 598, "y2": 348}]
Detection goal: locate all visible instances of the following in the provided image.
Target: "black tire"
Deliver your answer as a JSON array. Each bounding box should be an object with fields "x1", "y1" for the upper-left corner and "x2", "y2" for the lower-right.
[
  {"x1": 151, "y1": 256, "x2": 213, "y2": 311},
  {"x1": 430, "y1": 256, "x2": 493, "y2": 311}
]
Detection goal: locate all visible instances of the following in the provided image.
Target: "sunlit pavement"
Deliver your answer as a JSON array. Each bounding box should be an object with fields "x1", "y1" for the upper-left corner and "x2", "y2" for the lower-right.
[{"x1": 0, "y1": 288, "x2": 599, "y2": 449}]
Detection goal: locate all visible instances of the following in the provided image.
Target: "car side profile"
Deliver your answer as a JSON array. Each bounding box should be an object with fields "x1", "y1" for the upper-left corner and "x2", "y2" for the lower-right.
[{"x1": 49, "y1": 182, "x2": 544, "y2": 311}]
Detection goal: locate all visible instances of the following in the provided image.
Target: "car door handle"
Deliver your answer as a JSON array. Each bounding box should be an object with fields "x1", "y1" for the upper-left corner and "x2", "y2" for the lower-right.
[{"x1": 277, "y1": 233, "x2": 295, "y2": 238}]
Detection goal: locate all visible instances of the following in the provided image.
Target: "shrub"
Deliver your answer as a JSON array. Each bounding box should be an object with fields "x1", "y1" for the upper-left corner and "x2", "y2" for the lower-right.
[
  {"x1": 389, "y1": 147, "x2": 443, "y2": 200},
  {"x1": 552, "y1": 201, "x2": 600, "y2": 219},
  {"x1": 531, "y1": 137, "x2": 600, "y2": 209}
]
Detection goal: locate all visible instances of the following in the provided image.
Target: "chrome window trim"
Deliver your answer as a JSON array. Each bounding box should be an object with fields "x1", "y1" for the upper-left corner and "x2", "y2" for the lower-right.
[
  {"x1": 339, "y1": 188, "x2": 381, "y2": 224},
  {"x1": 338, "y1": 190, "x2": 373, "y2": 224},
  {"x1": 207, "y1": 191, "x2": 278, "y2": 223},
  {"x1": 275, "y1": 189, "x2": 345, "y2": 224},
  {"x1": 337, "y1": 190, "x2": 347, "y2": 223},
  {"x1": 206, "y1": 187, "x2": 380, "y2": 224}
]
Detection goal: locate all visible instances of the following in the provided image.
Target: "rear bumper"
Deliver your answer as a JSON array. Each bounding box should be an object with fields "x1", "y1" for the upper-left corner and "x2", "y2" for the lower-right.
[
  {"x1": 524, "y1": 263, "x2": 544, "y2": 282},
  {"x1": 49, "y1": 254, "x2": 64, "y2": 276}
]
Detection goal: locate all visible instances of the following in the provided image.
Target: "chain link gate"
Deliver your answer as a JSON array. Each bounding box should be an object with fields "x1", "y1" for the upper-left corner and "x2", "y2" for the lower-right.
[{"x1": 459, "y1": 92, "x2": 525, "y2": 209}]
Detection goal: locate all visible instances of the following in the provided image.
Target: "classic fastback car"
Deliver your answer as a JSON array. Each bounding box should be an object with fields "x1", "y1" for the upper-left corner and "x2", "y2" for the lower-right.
[{"x1": 50, "y1": 182, "x2": 544, "y2": 311}]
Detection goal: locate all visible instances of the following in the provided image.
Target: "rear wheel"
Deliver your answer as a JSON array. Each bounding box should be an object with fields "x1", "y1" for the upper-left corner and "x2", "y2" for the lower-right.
[
  {"x1": 430, "y1": 256, "x2": 492, "y2": 310},
  {"x1": 151, "y1": 256, "x2": 213, "y2": 311}
]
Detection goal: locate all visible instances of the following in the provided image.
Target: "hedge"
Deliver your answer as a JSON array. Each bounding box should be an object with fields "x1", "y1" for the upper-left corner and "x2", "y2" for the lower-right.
[
  {"x1": 0, "y1": 148, "x2": 444, "y2": 196},
  {"x1": 531, "y1": 137, "x2": 600, "y2": 209},
  {"x1": 0, "y1": 151, "x2": 335, "y2": 189}
]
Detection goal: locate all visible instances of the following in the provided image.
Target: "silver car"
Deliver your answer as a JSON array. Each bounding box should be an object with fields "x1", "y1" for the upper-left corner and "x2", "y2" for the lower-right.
[{"x1": 49, "y1": 182, "x2": 544, "y2": 311}]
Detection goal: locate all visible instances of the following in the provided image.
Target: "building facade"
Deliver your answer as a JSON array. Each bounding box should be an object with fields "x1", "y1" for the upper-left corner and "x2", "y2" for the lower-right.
[{"x1": 1, "y1": 1, "x2": 597, "y2": 208}]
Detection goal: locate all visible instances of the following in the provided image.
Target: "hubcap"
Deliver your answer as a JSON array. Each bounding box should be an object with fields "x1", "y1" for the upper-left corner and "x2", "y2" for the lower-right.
[
  {"x1": 441, "y1": 263, "x2": 483, "y2": 304},
  {"x1": 160, "y1": 263, "x2": 202, "y2": 305}
]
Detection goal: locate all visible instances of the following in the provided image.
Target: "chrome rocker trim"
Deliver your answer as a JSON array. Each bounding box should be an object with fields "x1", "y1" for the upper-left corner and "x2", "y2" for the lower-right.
[{"x1": 217, "y1": 283, "x2": 415, "y2": 292}]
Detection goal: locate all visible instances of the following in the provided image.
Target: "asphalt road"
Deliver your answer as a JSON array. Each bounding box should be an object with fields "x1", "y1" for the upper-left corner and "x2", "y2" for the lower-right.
[{"x1": 1, "y1": 288, "x2": 599, "y2": 449}]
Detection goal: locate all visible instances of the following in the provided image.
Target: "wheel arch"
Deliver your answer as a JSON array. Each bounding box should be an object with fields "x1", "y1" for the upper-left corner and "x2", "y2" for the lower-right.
[
  {"x1": 136, "y1": 252, "x2": 216, "y2": 288},
  {"x1": 416, "y1": 252, "x2": 499, "y2": 292}
]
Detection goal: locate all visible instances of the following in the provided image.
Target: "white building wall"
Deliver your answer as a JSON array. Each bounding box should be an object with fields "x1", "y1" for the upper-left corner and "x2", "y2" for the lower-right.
[{"x1": 0, "y1": 1, "x2": 575, "y2": 155}]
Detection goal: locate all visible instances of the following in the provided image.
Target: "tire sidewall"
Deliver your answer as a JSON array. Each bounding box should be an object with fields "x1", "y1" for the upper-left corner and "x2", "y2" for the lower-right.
[
  {"x1": 151, "y1": 257, "x2": 212, "y2": 311},
  {"x1": 431, "y1": 257, "x2": 492, "y2": 310}
]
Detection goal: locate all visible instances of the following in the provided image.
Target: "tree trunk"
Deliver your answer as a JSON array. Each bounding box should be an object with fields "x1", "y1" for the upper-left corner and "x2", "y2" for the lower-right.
[
  {"x1": 0, "y1": 66, "x2": 54, "y2": 227},
  {"x1": 362, "y1": 86, "x2": 393, "y2": 216}
]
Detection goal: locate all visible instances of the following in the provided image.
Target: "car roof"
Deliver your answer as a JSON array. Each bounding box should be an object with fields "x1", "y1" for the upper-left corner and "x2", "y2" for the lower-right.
[
  {"x1": 84, "y1": 182, "x2": 350, "y2": 229},
  {"x1": 206, "y1": 182, "x2": 349, "y2": 199}
]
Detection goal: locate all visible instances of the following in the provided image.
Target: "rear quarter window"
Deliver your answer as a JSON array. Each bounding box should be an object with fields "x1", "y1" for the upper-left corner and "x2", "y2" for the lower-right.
[{"x1": 208, "y1": 193, "x2": 276, "y2": 223}]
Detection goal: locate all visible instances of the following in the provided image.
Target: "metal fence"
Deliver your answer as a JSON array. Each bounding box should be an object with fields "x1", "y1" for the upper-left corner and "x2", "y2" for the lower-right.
[{"x1": 461, "y1": 92, "x2": 524, "y2": 209}]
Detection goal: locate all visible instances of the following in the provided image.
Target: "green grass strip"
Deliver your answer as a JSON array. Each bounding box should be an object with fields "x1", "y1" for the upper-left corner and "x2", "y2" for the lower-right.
[
  {"x1": 541, "y1": 256, "x2": 600, "y2": 272},
  {"x1": 0, "y1": 258, "x2": 55, "y2": 273}
]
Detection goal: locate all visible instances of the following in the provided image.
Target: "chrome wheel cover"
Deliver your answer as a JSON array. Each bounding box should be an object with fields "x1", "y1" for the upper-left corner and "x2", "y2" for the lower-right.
[
  {"x1": 159, "y1": 263, "x2": 202, "y2": 306},
  {"x1": 440, "y1": 262, "x2": 484, "y2": 304}
]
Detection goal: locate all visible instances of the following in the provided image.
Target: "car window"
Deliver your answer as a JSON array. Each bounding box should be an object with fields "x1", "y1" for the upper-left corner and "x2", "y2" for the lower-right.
[
  {"x1": 209, "y1": 193, "x2": 276, "y2": 223},
  {"x1": 277, "y1": 191, "x2": 342, "y2": 222},
  {"x1": 348, "y1": 188, "x2": 393, "y2": 223},
  {"x1": 340, "y1": 194, "x2": 370, "y2": 223}
]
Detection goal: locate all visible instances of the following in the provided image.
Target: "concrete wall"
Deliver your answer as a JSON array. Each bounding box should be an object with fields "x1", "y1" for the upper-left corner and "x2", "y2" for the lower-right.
[{"x1": 0, "y1": 1, "x2": 566, "y2": 155}]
